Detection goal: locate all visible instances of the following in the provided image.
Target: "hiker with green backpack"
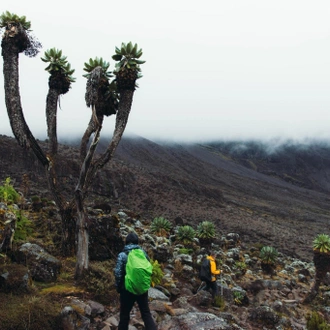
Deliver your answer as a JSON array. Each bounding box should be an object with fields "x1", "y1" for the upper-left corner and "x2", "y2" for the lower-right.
[{"x1": 114, "y1": 232, "x2": 157, "y2": 330}]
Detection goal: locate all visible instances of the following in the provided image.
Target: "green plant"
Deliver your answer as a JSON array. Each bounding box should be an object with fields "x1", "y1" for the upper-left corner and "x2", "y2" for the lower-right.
[
  {"x1": 196, "y1": 221, "x2": 216, "y2": 239},
  {"x1": 150, "y1": 259, "x2": 164, "y2": 287},
  {"x1": 0, "y1": 178, "x2": 20, "y2": 204},
  {"x1": 83, "y1": 57, "x2": 119, "y2": 117},
  {"x1": 78, "y1": 260, "x2": 116, "y2": 304},
  {"x1": 14, "y1": 210, "x2": 33, "y2": 241},
  {"x1": 150, "y1": 217, "x2": 172, "y2": 237},
  {"x1": 306, "y1": 311, "x2": 330, "y2": 330},
  {"x1": 313, "y1": 234, "x2": 330, "y2": 253},
  {"x1": 178, "y1": 248, "x2": 193, "y2": 255},
  {"x1": 213, "y1": 295, "x2": 225, "y2": 309},
  {"x1": 83, "y1": 57, "x2": 113, "y2": 80},
  {"x1": 0, "y1": 11, "x2": 31, "y2": 30},
  {"x1": 41, "y1": 48, "x2": 76, "y2": 86},
  {"x1": 233, "y1": 290, "x2": 244, "y2": 305},
  {"x1": 260, "y1": 246, "x2": 278, "y2": 264},
  {"x1": 177, "y1": 225, "x2": 196, "y2": 244},
  {"x1": 31, "y1": 196, "x2": 40, "y2": 203},
  {"x1": 234, "y1": 261, "x2": 247, "y2": 277},
  {"x1": 112, "y1": 42, "x2": 145, "y2": 90}
]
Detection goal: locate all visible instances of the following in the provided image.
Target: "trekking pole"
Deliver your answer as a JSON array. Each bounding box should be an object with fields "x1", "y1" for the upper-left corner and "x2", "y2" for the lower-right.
[{"x1": 220, "y1": 271, "x2": 223, "y2": 297}]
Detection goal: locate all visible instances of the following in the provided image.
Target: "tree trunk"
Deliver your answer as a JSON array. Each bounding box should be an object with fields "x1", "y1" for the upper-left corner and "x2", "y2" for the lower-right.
[
  {"x1": 303, "y1": 251, "x2": 330, "y2": 303},
  {"x1": 2, "y1": 33, "x2": 72, "y2": 256},
  {"x1": 74, "y1": 91, "x2": 134, "y2": 279},
  {"x1": 2, "y1": 37, "x2": 48, "y2": 166},
  {"x1": 75, "y1": 121, "x2": 102, "y2": 279},
  {"x1": 46, "y1": 88, "x2": 59, "y2": 156}
]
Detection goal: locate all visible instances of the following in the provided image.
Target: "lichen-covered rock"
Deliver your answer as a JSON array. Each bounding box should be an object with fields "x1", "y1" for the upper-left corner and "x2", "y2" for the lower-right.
[
  {"x1": 248, "y1": 305, "x2": 280, "y2": 326},
  {"x1": 174, "y1": 312, "x2": 243, "y2": 330},
  {"x1": 14, "y1": 243, "x2": 61, "y2": 282}
]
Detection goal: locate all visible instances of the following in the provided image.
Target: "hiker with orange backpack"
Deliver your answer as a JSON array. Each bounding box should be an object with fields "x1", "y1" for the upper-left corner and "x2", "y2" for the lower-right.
[
  {"x1": 199, "y1": 250, "x2": 221, "y2": 298},
  {"x1": 114, "y1": 232, "x2": 157, "y2": 330}
]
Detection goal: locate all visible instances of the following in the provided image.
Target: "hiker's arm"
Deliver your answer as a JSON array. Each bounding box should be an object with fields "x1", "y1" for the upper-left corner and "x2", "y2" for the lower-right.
[
  {"x1": 210, "y1": 260, "x2": 221, "y2": 275},
  {"x1": 114, "y1": 252, "x2": 127, "y2": 292}
]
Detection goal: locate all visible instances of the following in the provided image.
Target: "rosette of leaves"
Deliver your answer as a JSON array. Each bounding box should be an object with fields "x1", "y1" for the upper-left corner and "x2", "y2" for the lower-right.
[
  {"x1": 196, "y1": 221, "x2": 216, "y2": 246},
  {"x1": 0, "y1": 11, "x2": 41, "y2": 57},
  {"x1": 41, "y1": 48, "x2": 75, "y2": 94},
  {"x1": 177, "y1": 225, "x2": 196, "y2": 245},
  {"x1": 312, "y1": 234, "x2": 330, "y2": 295},
  {"x1": 260, "y1": 246, "x2": 278, "y2": 274},
  {"x1": 260, "y1": 246, "x2": 278, "y2": 264},
  {"x1": 313, "y1": 234, "x2": 330, "y2": 253},
  {"x1": 0, "y1": 11, "x2": 31, "y2": 30},
  {"x1": 83, "y1": 57, "x2": 118, "y2": 116},
  {"x1": 112, "y1": 42, "x2": 145, "y2": 91},
  {"x1": 150, "y1": 217, "x2": 172, "y2": 237}
]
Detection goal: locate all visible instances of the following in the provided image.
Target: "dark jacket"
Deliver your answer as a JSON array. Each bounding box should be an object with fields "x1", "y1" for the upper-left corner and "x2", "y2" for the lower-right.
[{"x1": 114, "y1": 243, "x2": 149, "y2": 292}]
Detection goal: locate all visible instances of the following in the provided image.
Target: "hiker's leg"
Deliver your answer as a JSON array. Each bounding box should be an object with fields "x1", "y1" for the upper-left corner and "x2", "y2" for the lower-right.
[
  {"x1": 136, "y1": 292, "x2": 157, "y2": 330},
  {"x1": 203, "y1": 280, "x2": 211, "y2": 292},
  {"x1": 118, "y1": 289, "x2": 136, "y2": 330},
  {"x1": 210, "y1": 281, "x2": 218, "y2": 298}
]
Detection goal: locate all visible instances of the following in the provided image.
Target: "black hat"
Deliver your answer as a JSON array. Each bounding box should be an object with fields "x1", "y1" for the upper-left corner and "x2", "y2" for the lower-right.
[{"x1": 126, "y1": 232, "x2": 139, "y2": 245}]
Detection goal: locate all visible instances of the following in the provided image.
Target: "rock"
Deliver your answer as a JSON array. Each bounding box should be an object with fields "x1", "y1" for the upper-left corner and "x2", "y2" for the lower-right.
[
  {"x1": 88, "y1": 215, "x2": 123, "y2": 261},
  {"x1": 174, "y1": 312, "x2": 243, "y2": 330},
  {"x1": 61, "y1": 306, "x2": 90, "y2": 330},
  {"x1": 248, "y1": 305, "x2": 280, "y2": 326},
  {"x1": 152, "y1": 244, "x2": 172, "y2": 263},
  {"x1": 14, "y1": 243, "x2": 61, "y2": 282},
  {"x1": 148, "y1": 287, "x2": 170, "y2": 301},
  {"x1": 0, "y1": 263, "x2": 31, "y2": 293},
  {"x1": 190, "y1": 290, "x2": 213, "y2": 307}
]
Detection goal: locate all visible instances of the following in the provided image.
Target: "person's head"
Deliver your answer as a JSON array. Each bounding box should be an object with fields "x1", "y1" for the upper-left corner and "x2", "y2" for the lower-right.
[
  {"x1": 210, "y1": 250, "x2": 217, "y2": 258},
  {"x1": 126, "y1": 232, "x2": 139, "y2": 245}
]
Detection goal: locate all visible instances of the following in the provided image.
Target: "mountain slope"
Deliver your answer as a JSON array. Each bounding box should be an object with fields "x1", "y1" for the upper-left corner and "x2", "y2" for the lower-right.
[{"x1": 1, "y1": 134, "x2": 330, "y2": 261}]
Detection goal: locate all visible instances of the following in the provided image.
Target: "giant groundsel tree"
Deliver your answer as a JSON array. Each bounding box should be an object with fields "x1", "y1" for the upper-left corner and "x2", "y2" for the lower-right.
[{"x1": 0, "y1": 11, "x2": 145, "y2": 278}]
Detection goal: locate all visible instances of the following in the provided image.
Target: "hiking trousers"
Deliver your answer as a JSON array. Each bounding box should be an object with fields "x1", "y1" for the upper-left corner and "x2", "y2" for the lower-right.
[
  {"x1": 203, "y1": 280, "x2": 218, "y2": 298},
  {"x1": 118, "y1": 288, "x2": 157, "y2": 330}
]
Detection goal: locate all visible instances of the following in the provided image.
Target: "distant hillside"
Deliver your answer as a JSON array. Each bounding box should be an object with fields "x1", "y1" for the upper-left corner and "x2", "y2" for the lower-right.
[{"x1": 1, "y1": 134, "x2": 330, "y2": 261}]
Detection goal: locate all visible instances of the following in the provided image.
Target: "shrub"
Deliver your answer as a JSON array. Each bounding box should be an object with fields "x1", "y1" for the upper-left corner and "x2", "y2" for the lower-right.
[
  {"x1": 260, "y1": 246, "x2": 278, "y2": 265},
  {"x1": 306, "y1": 311, "x2": 330, "y2": 330},
  {"x1": 233, "y1": 290, "x2": 244, "y2": 305},
  {"x1": 150, "y1": 259, "x2": 164, "y2": 286},
  {"x1": 196, "y1": 221, "x2": 216, "y2": 239},
  {"x1": 313, "y1": 234, "x2": 330, "y2": 253},
  {"x1": 213, "y1": 295, "x2": 225, "y2": 310},
  {"x1": 0, "y1": 177, "x2": 20, "y2": 204},
  {"x1": 178, "y1": 247, "x2": 193, "y2": 255},
  {"x1": 177, "y1": 225, "x2": 195, "y2": 244},
  {"x1": 14, "y1": 210, "x2": 34, "y2": 241},
  {"x1": 78, "y1": 260, "x2": 116, "y2": 304},
  {"x1": 150, "y1": 216, "x2": 172, "y2": 236}
]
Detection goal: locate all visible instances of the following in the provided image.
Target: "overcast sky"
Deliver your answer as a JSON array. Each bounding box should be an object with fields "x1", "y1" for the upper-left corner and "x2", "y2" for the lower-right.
[{"x1": 1, "y1": 0, "x2": 330, "y2": 143}]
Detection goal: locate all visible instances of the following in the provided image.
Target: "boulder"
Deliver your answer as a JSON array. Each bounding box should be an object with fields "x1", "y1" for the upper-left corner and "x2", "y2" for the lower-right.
[
  {"x1": 14, "y1": 243, "x2": 61, "y2": 282},
  {"x1": 61, "y1": 306, "x2": 90, "y2": 330},
  {"x1": 0, "y1": 263, "x2": 31, "y2": 293},
  {"x1": 88, "y1": 215, "x2": 124, "y2": 261}
]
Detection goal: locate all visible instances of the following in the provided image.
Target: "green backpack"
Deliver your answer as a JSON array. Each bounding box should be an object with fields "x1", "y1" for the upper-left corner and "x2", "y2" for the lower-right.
[{"x1": 125, "y1": 249, "x2": 153, "y2": 295}]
